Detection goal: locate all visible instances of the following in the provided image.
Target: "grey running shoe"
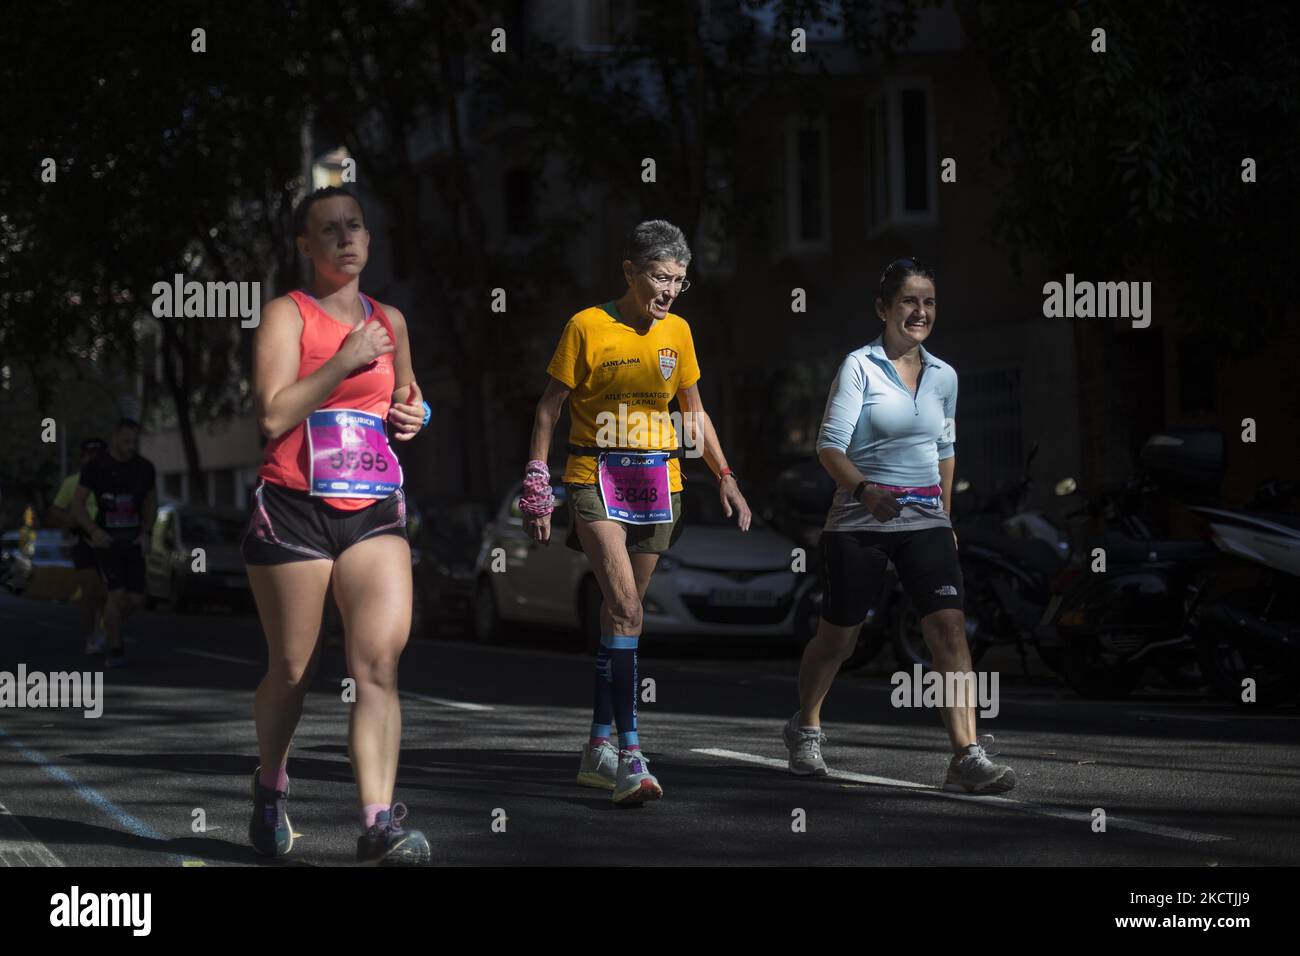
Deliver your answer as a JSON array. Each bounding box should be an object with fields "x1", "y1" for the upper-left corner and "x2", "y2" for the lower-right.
[
  {"x1": 576, "y1": 740, "x2": 619, "y2": 791},
  {"x1": 356, "y1": 803, "x2": 431, "y2": 866},
  {"x1": 612, "y1": 749, "x2": 662, "y2": 805},
  {"x1": 249, "y1": 767, "x2": 293, "y2": 858},
  {"x1": 944, "y1": 744, "x2": 1016, "y2": 794},
  {"x1": 783, "y1": 713, "x2": 828, "y2": 776}
]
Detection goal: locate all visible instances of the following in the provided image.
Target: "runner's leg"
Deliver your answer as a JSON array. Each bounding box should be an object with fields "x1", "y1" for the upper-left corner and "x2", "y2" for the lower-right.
[
  {"x1": 576, "y1": 516, "x2": 641, "y2": 744},
  {"x1": 331, "y1": 533, "x2": 411, "y2": 811},
  {"x1": 796, "y1": 618, "x2": 865, "y2": 727},
  {"x1": 797, "y1": 533, "x2": 883, "y2": 726},
  {"x1": 591, "y1": 550, "x2": 659, "y2": 740},
  {"x1": 248, "y1": 559, "x2": 333, "y2": 777},
  {"x1": 575, "y1": 513, "x2": 663, "y2": 801},
  {"x1": 921, "y1": 608, "x2": 977, "y2": 751},
  {"x1": 76, "y1": 568, "x2": 103, "y2": 637},
  {"x1": 103, "y1": 588, "x2": 126, "y2": 651}
]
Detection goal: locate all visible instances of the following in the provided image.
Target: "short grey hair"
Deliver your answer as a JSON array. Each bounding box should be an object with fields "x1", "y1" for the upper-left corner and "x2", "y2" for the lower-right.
[{"x1": 624, "y1": 220, "x2": 691, "y2": 271}]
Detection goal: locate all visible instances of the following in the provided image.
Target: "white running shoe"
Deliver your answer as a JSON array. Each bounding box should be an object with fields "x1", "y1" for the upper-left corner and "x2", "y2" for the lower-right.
[
  {"x1": 576, "y1": 740, "x2": 619, "y2": 791},
  {"x1": 783, "y1": 713, "x2": 829, "y2": 776},
  {"x1": 612, "y1": 749, "x2": 663, "y2": 805}
]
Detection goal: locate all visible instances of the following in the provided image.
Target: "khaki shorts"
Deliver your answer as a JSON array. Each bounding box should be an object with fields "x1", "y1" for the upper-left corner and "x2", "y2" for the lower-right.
[{"x1": 565, "y1": 483, "x2": 684, "y2": 554}]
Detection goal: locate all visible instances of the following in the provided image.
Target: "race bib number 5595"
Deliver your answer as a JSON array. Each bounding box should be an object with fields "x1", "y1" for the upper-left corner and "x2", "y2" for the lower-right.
[{"x1": 307, "y1": 408, "x2": 403, "y2": 498}]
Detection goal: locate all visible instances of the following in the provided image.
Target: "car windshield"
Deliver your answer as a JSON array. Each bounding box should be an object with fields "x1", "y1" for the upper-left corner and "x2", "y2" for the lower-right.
[
  {"x1": 34, "y1": 543, "x2": 67, "y2": 561},
  {"x1": 183, "y1": 515, "x2": 247, "y2": 545}
]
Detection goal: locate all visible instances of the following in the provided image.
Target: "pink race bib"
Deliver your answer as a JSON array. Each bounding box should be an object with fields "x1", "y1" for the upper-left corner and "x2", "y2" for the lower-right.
[
  {"x1": 597, "y1": 452, "x2": 673, "y2": 524},
  {"x1": 307, "y1": 408, "x2": 403, "y2": 498}
]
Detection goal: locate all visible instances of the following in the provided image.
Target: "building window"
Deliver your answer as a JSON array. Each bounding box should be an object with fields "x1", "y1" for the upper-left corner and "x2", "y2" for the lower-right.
[
  {"x1": 900, "y1": 89, "x2": 929, "y2": 213},
  {"x1": 866, "y1": 78, "x2": 937, "y2": 234},
  {"x1": 311, "y1": 146, "x2": 351, "y2": 190},
  {"x1": 784, "y1": 115, "x2": 831, "y2": 253}
]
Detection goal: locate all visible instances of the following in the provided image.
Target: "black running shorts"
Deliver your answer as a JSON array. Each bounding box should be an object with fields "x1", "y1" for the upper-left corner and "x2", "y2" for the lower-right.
[
  {"x1": 241, "y1": 480, "x2": 408, "y2": 565},
  {"x1": 73, "y1": 537, "x2": 99, "y2": 571},
  {"x1": 95, "y1": 541, "x2": 146, "y2": 593},
  {"x1": 821, "y1": 527, "x2": 964, "y2": 626}
]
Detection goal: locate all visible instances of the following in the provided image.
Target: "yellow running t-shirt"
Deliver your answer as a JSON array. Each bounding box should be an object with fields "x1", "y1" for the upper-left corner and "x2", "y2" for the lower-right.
[{"x1": 546, "y1": 302, "x2": 701, "y2": 492}]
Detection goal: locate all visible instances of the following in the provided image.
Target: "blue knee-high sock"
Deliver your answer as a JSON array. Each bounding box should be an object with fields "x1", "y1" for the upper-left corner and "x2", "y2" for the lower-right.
[
  {"x1": 590, "y1": 643, "x2": 614, "y2": 741},
  {"x1": 603, "y1": 634, "x2": 640, "y2": 750}
]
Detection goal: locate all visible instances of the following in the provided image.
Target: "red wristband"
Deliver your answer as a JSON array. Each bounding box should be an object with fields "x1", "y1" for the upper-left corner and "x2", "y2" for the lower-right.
[{"x1": 718, "y1": 467, "x2": 735, "y2": 482}]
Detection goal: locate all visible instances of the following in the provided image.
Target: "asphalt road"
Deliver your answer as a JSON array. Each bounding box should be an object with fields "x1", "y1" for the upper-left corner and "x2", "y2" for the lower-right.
[{"x1": 1, "y1": 590, "x2": 1297, "y2": 866}]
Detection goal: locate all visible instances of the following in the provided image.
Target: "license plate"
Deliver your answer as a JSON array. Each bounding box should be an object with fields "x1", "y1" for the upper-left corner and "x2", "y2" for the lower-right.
[{"x1": 707, "y1": 588, "x2": 777, "y2": 607}]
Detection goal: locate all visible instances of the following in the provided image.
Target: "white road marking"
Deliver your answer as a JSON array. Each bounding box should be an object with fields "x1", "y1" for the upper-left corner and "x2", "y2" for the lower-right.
[
  {"x1": 394, "y1": 690, "x2": 494, "y2": 713},
  {"x1": 0, "y1": 798, "x2": 63, "y2": 867},
  {"x1": 177, "y1": 648, "x2": 263, "y2": 666},
  {"x1": 1128, "y1": 710, "x2": 1228, "y2": 724},
  {"x1": 693, "y1": 747, "x2": 1231, "y2": 844},
  {"x1": 1129, "y1": 710, "x2": 1299, "y2": 723}
]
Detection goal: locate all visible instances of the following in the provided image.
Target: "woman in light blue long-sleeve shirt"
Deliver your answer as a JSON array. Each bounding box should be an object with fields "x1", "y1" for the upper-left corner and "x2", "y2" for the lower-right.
[{"x1": 781, "y1": 257, "x2": 1017, "y2": 795}]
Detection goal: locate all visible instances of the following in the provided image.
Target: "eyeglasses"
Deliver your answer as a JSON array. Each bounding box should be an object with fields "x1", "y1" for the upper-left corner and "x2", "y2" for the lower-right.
[{"x1": 642, "y1": 272, "x2": 691, "y2": 293}]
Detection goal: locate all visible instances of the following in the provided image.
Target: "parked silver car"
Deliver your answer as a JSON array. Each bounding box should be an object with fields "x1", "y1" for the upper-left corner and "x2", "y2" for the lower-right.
[
  {"x1": 472, "y1": 474, "x2": 814, "y2": 651},
  {"x1": 145, "y1": 503, "x2": 250, "y2": 611},
  {"x1": 1, "y1": 529, "x2": 72, "y2": 594}
]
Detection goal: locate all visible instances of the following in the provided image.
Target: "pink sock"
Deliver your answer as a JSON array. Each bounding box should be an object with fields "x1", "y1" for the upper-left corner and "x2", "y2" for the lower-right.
[
  {"x1": 362, "y1": 803, "x2": 390, "y2": 830},
  {"x1": 259, "y1": 765, "x2": 288, "y2": 791},
  {"x1": 589, "y1": 735, "x2": 610, "y2": 749}
]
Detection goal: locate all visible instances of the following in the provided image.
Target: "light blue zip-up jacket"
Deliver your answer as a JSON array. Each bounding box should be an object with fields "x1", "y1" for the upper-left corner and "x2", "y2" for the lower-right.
[{"x1": 816, "y1": 334, "x2": 957, "y2": 532}]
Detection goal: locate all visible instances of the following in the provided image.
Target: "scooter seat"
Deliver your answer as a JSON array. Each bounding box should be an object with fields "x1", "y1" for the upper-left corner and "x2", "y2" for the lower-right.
[
  {"x1": 1099, "y1": 531, "x2": 1219, "y2": 564},
  {"x1": 958, "y1": 526, "x2": 1063, "y2": 576}
]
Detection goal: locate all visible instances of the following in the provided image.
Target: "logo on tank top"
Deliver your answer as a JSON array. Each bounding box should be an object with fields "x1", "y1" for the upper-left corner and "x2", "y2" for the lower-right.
[
  {"x1": 343, "y1": 350, "x2": 393, "y2": 379},
  {"x1": 658, "y1": 348, "x2": 678, "y2": 381}
]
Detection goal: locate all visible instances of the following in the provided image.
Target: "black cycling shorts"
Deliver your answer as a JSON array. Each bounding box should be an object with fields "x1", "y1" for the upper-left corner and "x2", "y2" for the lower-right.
[
  {"x1": 96, "y1": 542, "x2": 146, "y2": 593},
  {"x1": 241, "y1": 480, "x2": 407, "y2": 565},
  {"x1": 821, "y1": 527, "x2": 963, "y2": 626}
]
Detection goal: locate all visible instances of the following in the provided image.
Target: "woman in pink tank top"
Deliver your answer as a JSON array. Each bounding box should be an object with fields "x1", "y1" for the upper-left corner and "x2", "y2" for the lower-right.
[{"x1": 242, "y1": 186, "x2": 432, "y2": 864}]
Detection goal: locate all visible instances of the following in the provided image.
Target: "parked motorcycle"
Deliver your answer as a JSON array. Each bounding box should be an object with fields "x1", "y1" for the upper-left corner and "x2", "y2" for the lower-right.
[
  {"x1": 891, "y1": 442, "x2": 1073, "y2": 676},
  {"x1": 1034, "y1": 428, "x2": 1231, "y2": 698},
  {"x1": 1186, "y1": 479, "x2": 1300, "y2": 707}
]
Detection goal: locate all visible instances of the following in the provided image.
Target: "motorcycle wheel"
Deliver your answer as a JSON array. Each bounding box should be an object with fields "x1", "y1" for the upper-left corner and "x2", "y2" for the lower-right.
[
  {"x1": 890, "y1": 592, "x2": 990, "y2": 670},
  {"x1": 1191, "y1": 597, "x2": 1300, "y2": 708},
  {"x1": 794, "y1": 585, "x2": 888, "y2": 670}
]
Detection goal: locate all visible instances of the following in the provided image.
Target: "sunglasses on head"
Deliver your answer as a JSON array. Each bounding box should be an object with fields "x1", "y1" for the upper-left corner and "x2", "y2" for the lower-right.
[{"x1": 879, "y1": 256, "x2": 934, "y2": 290}]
